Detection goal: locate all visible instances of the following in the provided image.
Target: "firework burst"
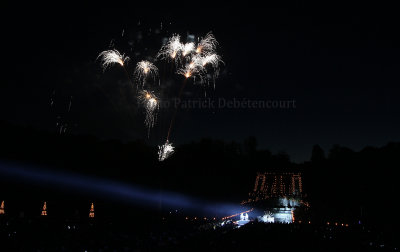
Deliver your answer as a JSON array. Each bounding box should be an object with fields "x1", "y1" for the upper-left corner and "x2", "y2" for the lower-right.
[
  {"x1": 182, "y1": 42, "x2": 195, "y2": 56},
  {"x1": 156, "y1": 34, "x2": 183, "y2": 62},
  {"x1": 177, "y1": 61, "x2": 203, "y2": 80},
  {"x1": 134, "y1": 60, "x2": 159, "y2": 87},
  {"x1": 177, "y1": 53, "x2": 223, "y2": 83},
  {"x1": 97, "y1": 49, "x2": 129, "y2": 71},
  {"x1": 196, "y1": 32, "x2": 218, "y2": 54},
  {"x1": 158, "y1": 141, "x2": 174, "y2": 161},
  {"x1": 201, "y1": 53, "x2": 223, "y2": 70},
  {"x1": 97, "y1": 30, "x2": 223, "y2": 161},
  {"x1": 138, "y1": 90, "x2": 159, "y2": 135}
]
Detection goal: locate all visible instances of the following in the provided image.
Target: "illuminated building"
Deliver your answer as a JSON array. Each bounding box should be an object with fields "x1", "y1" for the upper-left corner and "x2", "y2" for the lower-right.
[
  {"x1": 250, "y1": 172, "x2": 302, "y2": 201},
  {"x1": 245, "y1": 172, "x2": 306, "y2": 223},
  {"x1": 0, "y1": 201, "x2": 4, "y2": 215},
  {"x1": 41, "y1": 202, "x2": 47, "y2": 216},
  {"x1": 89, "y1": 202, "x2": 95, "y2": 218}
]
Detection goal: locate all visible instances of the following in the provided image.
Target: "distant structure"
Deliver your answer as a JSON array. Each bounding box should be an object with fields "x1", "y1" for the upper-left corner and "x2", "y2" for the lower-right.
[
  {"x1": 89, "y1": 203, "x2": 95, "y2": 218},
  {"x1": 41, "y1": 202, "x2": 47, "y2": 216},
  {"x1": 250, "y1": 172, "x2": 303, "y2": 201},
  {"x1": 244, "y1": 172, "x2": 306, "y2": 223},
  {"x1": 0, "y1": 201, "x2": 4, "y2": 215}
]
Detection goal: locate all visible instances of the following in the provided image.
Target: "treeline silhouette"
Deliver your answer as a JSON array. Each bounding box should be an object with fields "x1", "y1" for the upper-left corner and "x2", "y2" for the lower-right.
[{"x1": 0, "y1": 120, "x2": 398, "y2": 232}]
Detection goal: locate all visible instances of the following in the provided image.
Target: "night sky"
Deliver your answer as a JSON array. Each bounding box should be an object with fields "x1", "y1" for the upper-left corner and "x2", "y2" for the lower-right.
[{"x1": 2, "y1": 4, "x2": 400, "y2": 162}]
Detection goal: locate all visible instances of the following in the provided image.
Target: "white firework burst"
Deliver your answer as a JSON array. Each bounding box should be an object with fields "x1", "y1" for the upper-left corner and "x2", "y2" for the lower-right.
[
  {"x1": 97, "y1": 49, "x2": 129, "y2": 71},
  {"x1": 158, "y1": 141, "x2": 174, "y2": 161},
  {"x1": 196, "y1": 32, "x2": 218, "y2": 54},
  {"x1": 157, "y1": 34, "x2": 183, "y2": 62},
  {"x1": 138, "y1": 90, "x2": 159, "y2": 135},
  {"x1": 177, "y1": 53, "x2": 223, "y2": 83},
  {"x1": 201, "y1": 53, "x2": 224, "y2": 77},
  {"x1": 201, "y1": 53, "x2": 223, "y2": 69},
  {"x1": 134, "y1": 60, "x2": 159, "y2": 87},
  {"x1": 177, "y1": 62, "x2": 202, "y2": 79},
  {"x1": 182, "y1": 42, "x2": 195, "y2": 56}
]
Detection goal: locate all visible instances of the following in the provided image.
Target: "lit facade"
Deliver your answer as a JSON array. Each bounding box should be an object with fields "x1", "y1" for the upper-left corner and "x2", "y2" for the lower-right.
[
  {"x1": 245, "y1": 172, "x2": 305, "y2": 223},
  {"x1": 250, "y1": 172, "x2": 303, "y2": 202}
]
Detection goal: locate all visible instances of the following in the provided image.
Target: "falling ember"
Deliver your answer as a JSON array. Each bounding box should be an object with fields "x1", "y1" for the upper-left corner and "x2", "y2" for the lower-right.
[
  {"x1": 89, "y1": 203, "x2": 95, "y2": 218},
  {"x1": 97, "y1": 49, "x2": 130, "y2": 71},
  {"x1": 138, "y1": 90, "x2": 159, "y2": 135},
  {"x1": 41, "y1": 202, "x2": 47, "y2": 216},
  {"x1": 158, "y1": 141, "x2": 174, "y2": 161},
  {"x1": 134, "y1": 60, "x2": 159, "y2": 87}
]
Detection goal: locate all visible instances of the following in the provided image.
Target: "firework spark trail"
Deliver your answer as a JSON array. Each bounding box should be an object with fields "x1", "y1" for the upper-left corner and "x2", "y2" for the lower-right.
[
  {"x1": 201, "y1": 53, "x2": 223, "y2": 87},
  {"x1": 97, "y1": 49, "x2": 130, "y2": 71},
  {"x1": 68, "y1": 96, "x2": 72, "y2": 112},
  {"x1": 158, "y1": 141, "x2": 174, "y2": 161},
  {"x1": 196, "y1": 32, "x2": 218, "y2": 54},
  {"x1": 138, "y1": 90, "x2": 159, "y2": 136},
  {"x1": 156, "y1": 34, "x2": 183, "y2": 64},
  {"x1": 177, "y1": 54, "x2": 207, "y2": 81},
  {"x1": 182, "y1": 42, "x2": 195, "y2": 57},
  {"x1": 201, "y1": 53, "x2": 223, "y2": 68},
  {"x1": 134, "y1": 60, "x2": 159, "y2": 87},
  {"x1": 177, "y1": 52, "x2": 222, "y2": 85}
]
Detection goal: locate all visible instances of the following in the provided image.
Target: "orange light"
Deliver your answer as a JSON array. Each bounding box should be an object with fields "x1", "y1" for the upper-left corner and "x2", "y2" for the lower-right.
[
  {"x1": 89, "y1": 203, "x2": 95, "y2": 218},
  {"x1": 0, "y1": 201, "x2": 4, "y2": 215},
  {"x1": 41, "y1": 202, "x2": 47, "y2": 216}
]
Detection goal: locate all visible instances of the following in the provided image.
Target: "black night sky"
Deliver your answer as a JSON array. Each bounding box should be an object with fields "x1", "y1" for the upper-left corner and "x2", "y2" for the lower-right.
[{"x1": 2, "y1": 4, "x2": 400, "y2": 163}]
